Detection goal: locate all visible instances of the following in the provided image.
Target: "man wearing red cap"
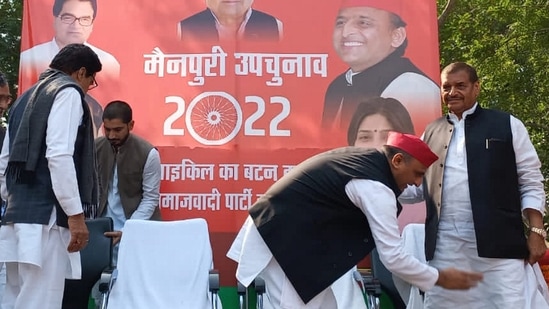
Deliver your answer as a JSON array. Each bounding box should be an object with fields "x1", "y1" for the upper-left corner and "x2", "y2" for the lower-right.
[
  {"x1": 227, "y1": 132, "x2": 482, "y2": 308},
  {"x1": 322, "y1": 0, "x2": 440, "y2": 135}
]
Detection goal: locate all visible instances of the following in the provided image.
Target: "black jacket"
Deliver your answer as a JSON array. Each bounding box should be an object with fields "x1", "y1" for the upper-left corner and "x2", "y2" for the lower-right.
[{"x1": 249, "y1": 147, "x2": 401, "y2": 303}]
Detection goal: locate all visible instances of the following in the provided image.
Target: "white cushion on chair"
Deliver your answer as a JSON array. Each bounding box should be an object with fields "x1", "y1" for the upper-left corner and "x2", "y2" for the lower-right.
[
  {"x1": 393, "y1": 223, "x2": 426, "y2": 309},
  {"x1": 106, "y1": 218, "x2": 219, "y2": 309}
]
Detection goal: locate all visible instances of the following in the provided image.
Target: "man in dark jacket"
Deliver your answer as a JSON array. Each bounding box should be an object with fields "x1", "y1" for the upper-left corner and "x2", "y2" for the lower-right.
[
  {"x1": 178, "y1": 0, "x2": 283, "y2": 41},
  {"x1": 95, "y1": 101, "x2": 161, "y2": 261},
  {"x1": 0, "y1": 72, "x2": 11, "y2": 144},
  {"x1": 228, "y1": 131, "x2": 483, "y2": 308},
  {"x1": 401, "y1": 62, "x2": 548, "y2": 308},
  {"x1": 323, "y1": 0, "x2": 440, "y2": 135},
  {"x1": 0, "y1": 43, "x2": 101, "y2": 309},
  {"x1": 0, "y1": 72, "x2": 11, "y2": 221}
]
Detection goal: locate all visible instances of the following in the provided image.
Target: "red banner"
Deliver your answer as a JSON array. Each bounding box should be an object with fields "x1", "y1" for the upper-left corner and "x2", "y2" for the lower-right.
[{"x1": 20, "y1": 0, "x2": 441, "y2": 284}]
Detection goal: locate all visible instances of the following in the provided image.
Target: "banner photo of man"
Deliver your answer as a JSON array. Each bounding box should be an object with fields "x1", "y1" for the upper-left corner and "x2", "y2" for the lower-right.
[{"x1": 19, "y1": 0, "x2": 441, "y2": 288}]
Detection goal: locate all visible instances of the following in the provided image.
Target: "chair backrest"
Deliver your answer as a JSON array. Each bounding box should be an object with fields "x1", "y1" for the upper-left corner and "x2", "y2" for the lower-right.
[
  {"x1": 106, "y1": 218, "x2": 217, "y2": 309},
  {"x1": 62, "y1": 217, "x2": 114, "y2": 309}
]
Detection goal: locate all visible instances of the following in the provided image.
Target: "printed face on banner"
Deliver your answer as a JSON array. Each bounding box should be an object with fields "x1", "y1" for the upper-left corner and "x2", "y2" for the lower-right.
[
  {"x1": 53, "y1": 0, "x2": 95, "y2": 47},
  {"x1": 206, "y1": 0, "x2": 254, "y2": 20},
  {"x1": 353, "y1": 114, "x2": 392, "y2": 149},
  {"x1": 333, "y1": 7, "x2": 404, "y2": 73}
]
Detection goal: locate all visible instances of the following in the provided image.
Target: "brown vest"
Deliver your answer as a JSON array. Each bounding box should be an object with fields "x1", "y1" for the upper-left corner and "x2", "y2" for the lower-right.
[{"x1": 96, "y1": 134, "x2": 161, "y2": 220}]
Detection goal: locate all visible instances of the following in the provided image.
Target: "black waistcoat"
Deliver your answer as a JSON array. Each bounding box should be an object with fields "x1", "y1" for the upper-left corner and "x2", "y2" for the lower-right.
[
  {"x1": 3, "y1": 87, "x2": 86, "y2": 228},
  {"x1": 423, "y1": 106, "x2": 527, "y2": 260},
  {"x1": 249, "y1": 147, "x2": 401, "y2": 303}
]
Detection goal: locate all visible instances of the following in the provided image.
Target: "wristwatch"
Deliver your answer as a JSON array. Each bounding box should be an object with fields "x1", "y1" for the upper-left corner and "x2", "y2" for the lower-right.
[{"x1": 530, "y1": 226, "x2": 547, "y2": 239}]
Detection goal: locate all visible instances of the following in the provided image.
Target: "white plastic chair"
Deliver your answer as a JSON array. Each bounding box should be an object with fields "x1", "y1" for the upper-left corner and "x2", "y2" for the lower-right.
[{"x1": 102, "y1": 218, "x2": 221, "y2": 309}]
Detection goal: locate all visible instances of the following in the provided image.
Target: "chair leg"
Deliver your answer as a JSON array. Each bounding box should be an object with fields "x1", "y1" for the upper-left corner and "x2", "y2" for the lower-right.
[
  {"x1": 355, "y1": 270, "x2": 382, "y2": 309},
  {"x1": 208, "y1": 270, "x2": 220, "y2": 309},
  {"x1": 98, "y1": 269, "x2": 117, "y2": 309},
  {"x1": 254, "y1": 277, "x2": 265, "y2": 309},
  {"x1": 210, "y1": 293, "x2": 220, "y2": 309},
  {"x1": 237, "y1": 281, "x2": 247, "y2": 309},
  {"x1": 365, "y1": 294, "x2": 381, "y2": 309},
  {"x1": 99, "y1": 292, "x2": 108, "y2": 309}
]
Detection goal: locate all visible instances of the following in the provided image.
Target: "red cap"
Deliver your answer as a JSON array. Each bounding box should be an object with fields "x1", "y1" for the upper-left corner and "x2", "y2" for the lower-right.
[
  {"x1": 386, "y1": 131, "x2": 438, "y2": 167},
  {"x1": 339, "y1": 0, "x2": 403, "y2": 17}
]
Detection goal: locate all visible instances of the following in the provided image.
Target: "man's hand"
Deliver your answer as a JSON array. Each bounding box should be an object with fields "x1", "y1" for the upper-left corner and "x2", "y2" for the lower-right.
[
  {"x1": 524, "y1": 209, "x2": 547, "y2": 264},
  {"x1": 67, "y1": 213, "x2": 89, "y2": 252},
  {"x1": 104, "y1": 231, "x2": 123, "y2": 245},
  {"x1": 527, "y1": 229, "x2": 547, "y2": 265},
  {"x1": 436, "y1": 268, "x2": 483, "y2": 289}
]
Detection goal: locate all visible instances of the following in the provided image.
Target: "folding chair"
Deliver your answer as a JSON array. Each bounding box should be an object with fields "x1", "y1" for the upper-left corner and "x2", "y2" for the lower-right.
[
  {"x1": 62, "y1": 217, "x2": 113, "y2": 309},
  {"x1": 100, "y1": 218, "x2": 221, "y2": 309},
  {"x1": 370, "y1": 248, "x2": 406, "y2": 309}
]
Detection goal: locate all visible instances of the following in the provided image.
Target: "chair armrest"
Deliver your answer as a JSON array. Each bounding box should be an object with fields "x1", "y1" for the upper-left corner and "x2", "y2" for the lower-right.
[
  {"x1": 97, "y1": 268, "x2": 117, "y2": 309},
  {"x1": 98, "y1": 268, "x2": 117, "y2": 294},
  {"x1": 208, "y1": 269, "x2": 220, "y2": 293}
]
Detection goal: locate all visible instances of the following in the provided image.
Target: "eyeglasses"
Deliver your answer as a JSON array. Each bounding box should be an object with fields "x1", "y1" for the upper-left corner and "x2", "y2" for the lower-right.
[
  {"x1": 0, "y1": 94, "x2": 12, "y2": 104},
  {"x1": 58, "y1": 14, "x2": 94, "y2": 27},
  {"x1": 89, "y1": 75, "x2": 98, "y2": 90}
]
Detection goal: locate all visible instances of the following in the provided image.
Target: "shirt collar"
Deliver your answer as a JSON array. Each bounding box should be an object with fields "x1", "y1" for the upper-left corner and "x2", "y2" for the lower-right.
[
  {"x1": 345, "y1": 69, "x2": 359, "y2": 85},
  {"x1": 211, "y1": 8, "x2": 253, "y2": 38},
  {"x1": 448, "y1": 102, "x2": 478, "y2": 122}
]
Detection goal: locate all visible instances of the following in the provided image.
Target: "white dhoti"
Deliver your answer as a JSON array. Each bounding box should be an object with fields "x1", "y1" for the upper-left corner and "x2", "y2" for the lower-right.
[
  {"x1": 424, "y1": 221, "x2": 549, "y2": 309},
  {"x1": 228, "y1": 216, "x2": 366, "y2": 309},
  {"x1": 0, "y1": 209, "x2": 81, "y2": 309}
]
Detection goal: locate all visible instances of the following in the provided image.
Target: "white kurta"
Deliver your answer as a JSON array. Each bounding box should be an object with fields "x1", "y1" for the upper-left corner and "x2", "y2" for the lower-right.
[
  {"x1": 228, "y1": 178, "x2": 439, "y2": 308},
  {"x1": 426, "y1": 105, "x2": 547, "y2": 309},
  {"x1": 105, "y1": 148, "x2": 161, "y2": 232},
  {"x1": 0, "y1": 87, "x2": 85, "y2": 309},
  {"x1": 105, "y1": 147, "x2": 161, "y2": 265}
]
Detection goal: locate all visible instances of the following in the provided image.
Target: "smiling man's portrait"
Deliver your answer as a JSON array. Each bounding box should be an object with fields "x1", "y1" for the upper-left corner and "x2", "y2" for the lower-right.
[
  {"x1": 322, "y1": 0, "x2": 440, "y2": 133},
  {"x1": 20, "y1": 0, "x2": 120, "y2": 80}
]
